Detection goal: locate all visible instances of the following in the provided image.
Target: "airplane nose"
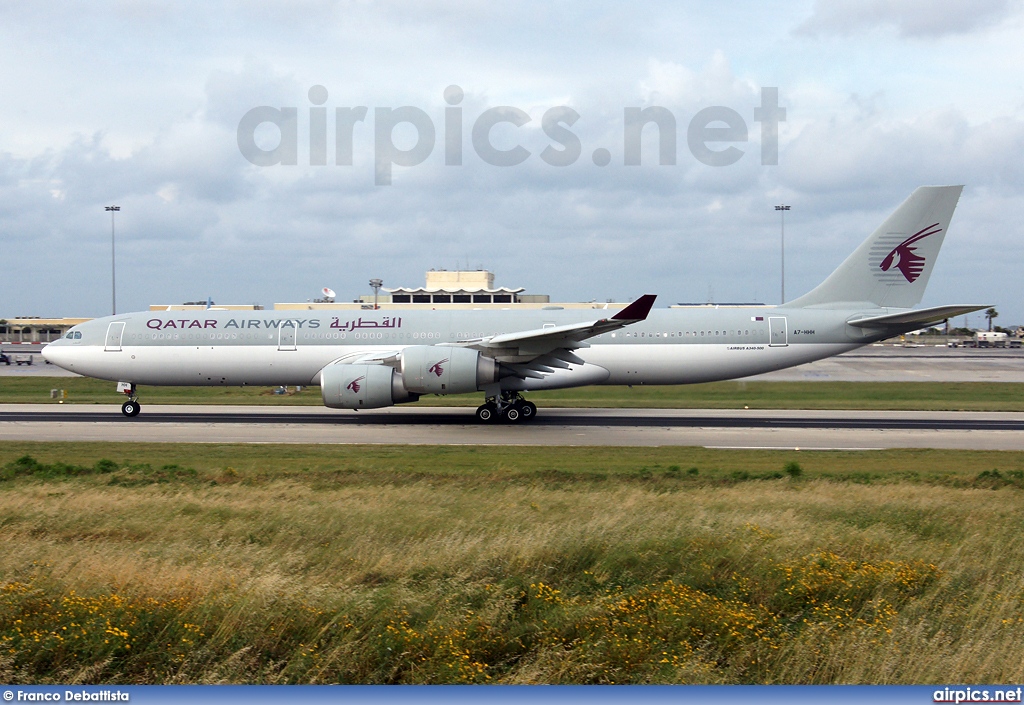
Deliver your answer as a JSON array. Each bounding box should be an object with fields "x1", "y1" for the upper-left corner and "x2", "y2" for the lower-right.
[{"x1": 42, "y1": 342, "x2": 74, "y2": 371}]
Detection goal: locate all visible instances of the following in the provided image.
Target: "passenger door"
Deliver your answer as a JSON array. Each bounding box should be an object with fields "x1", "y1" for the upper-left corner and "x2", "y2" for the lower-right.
[
  {"x1": 769, "y1": 316, "x2": 788, "y2": 347},
  {"x1": 104, "y1": 322, "x2": 125, "y2": 352},
  {"x1": 278, "y1": 320, "x2": 297, "y2": 351}
]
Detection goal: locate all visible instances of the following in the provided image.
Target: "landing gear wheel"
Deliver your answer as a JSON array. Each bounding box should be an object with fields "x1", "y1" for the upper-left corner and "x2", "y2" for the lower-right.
[
  {"x1": 502, "y1": 405, "x2": 522, "y2": 423},
  {"x1": 475, "y1": 402, "x2": 498, "y2": 423},
  {"x1": 517, "y1": 400, "x2": 537, "y2": 421},
  {"x1": 121, "y1": 400, "x2": 140, "y2": 417}
]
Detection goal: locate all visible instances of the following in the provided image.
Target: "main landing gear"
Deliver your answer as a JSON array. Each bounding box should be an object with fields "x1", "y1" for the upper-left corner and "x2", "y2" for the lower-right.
[
  {"x1": 118, "y1": 382, "x2": 141, "y2": 417},
  {"x1": 475, "y1": 392, "x2": 537, "y2": 424}
]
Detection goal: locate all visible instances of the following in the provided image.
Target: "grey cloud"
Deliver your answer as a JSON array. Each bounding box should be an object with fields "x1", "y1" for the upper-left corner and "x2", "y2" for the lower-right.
[
  {"x1": 797, "y1": 0, "x2": 1019, "y2": 37},
  {"x1": 780, "y1": 107, "x2": 1024, "y2": 198},
  {"x1": 205, "y1": 63, "x2": 304, "y2": 129},
  {"x1": 2, "y1": 2, "x2": 1023, "y2": 321}
]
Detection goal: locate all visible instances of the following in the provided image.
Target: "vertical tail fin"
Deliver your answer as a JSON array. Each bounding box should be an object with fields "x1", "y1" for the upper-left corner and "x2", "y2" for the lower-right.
[{"x1": 788, "y1": 185, "x2": 963, "y2": 309}]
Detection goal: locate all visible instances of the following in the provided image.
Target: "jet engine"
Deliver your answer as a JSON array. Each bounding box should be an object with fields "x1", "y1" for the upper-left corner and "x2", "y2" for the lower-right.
[
  {"x1": 321, "y1": 364, "x2": 414, "y2": 409},
  {"x1": 321, "y1": 346, "x2": 499, "y2": 409},
  {"x1": 400, "y1": 345, "x2": 498, "y2": 395}
]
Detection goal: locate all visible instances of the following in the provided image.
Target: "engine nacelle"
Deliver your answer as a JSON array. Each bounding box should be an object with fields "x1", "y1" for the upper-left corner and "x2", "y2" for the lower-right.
[
  {"x1": 321, "y1": 363, "x2": 416, "y2": 409},
  {"x1": 400, "y1": 345, "x2": 498, "y2": 395}
]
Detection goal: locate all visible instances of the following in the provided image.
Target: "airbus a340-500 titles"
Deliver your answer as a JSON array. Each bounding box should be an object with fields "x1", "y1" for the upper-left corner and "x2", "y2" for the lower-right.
[{"x1": 44, "y1": 186, "x2": 988, "y2": 423}]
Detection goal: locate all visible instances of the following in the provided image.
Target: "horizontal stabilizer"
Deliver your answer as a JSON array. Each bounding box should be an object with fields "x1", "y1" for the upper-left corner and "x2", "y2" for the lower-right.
[{"x1": 847, "y1": 304, "x2": 991, "y2": 329}]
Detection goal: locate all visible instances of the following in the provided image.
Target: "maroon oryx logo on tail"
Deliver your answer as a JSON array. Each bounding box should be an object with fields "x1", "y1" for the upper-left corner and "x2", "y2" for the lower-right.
[
  {"x1": 428, "y1": 358, "x2": 449, "y2": 377},
  {"x1": 879, "y1": 223, "x2": 942, "y2": 283},
  {"x1": 346, "y1": 376, "x2": 365, "y2": 393}
]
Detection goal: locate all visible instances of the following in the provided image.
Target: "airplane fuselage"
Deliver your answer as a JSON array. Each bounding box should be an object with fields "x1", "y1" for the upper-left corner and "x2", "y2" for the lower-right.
[{"x1": 43, "y1": 306, "x2": 892, "y2": 389}]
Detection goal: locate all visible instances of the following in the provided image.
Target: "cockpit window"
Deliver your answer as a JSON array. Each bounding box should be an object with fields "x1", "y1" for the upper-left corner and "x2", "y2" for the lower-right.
[
  {"x1": 75, "y1": 331, "x2": 82, "y2": 339},
  {"x1": 65, "y1": 332, "x2": 74, "y2": 339}
]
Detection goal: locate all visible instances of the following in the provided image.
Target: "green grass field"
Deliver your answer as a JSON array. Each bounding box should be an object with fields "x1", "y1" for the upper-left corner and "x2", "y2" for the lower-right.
[
  {"x1": 3, "y1": 376, "x2": 1024, "y2": 410},
  {"x1": 1, "y1": 442, "x2": 1023, "y2": 684}
]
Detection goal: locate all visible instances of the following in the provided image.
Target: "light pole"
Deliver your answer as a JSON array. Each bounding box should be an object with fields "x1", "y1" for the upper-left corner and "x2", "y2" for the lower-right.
[
  {"x1": 105, "y1": 206, "x2": 120, "y2": 314},
  {"x1": 775, "y1": 204, "x2": 790, "y2": 304},
  {"x1": 369, "y1": 278, "x2": 383, "y2": 310}
]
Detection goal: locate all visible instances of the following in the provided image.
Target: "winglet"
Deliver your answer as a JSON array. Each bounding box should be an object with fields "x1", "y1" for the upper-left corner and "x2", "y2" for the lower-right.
[{"x1": 611, "y1": 294, "x2": 657, "y2": 321}]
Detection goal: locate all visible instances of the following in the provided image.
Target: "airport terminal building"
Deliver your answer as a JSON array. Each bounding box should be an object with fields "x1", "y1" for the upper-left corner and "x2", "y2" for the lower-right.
[{"x1": 272, "y1": 269, "x2": 625, "y2": 312}]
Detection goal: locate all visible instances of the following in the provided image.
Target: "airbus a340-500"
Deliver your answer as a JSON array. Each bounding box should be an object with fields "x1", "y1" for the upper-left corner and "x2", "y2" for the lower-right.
[{"x1": 44, "y1": 186, "x2": 987, "y2": 423}]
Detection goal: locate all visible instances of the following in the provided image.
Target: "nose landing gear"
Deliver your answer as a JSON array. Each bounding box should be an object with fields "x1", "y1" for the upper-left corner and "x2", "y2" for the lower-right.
[
  {"x1": 117, "y1": 382, "x2": 141, "y2": 417},
  {"x1": 475, "y1": 392, "x2": 537, "y2": 424}
]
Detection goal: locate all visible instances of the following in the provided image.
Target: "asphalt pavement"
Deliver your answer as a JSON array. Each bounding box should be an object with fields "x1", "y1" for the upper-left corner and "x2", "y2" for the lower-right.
[{"x1": 2, "y1": 404, "x2": 1022, "y2": 450}]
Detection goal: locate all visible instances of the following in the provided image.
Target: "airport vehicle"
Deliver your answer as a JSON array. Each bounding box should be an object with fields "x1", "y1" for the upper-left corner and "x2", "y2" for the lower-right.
[
  {"x1": 43, "y1": 186, "x2": 989, "y2": 422},
  {"x1": 0, "y1": 352, "x2": 9, "y2": 366},
  {"x1": 974, "y1": 331, "x2": 1009, "y2": 348},
  {"x1": 13, "y1": 353, "x2": 33, "y2": 366}
]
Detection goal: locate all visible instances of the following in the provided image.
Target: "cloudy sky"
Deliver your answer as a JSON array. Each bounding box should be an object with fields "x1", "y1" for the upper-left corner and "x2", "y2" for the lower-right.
[{"x1": 2, "y1": 0, "x2": 1023, "y2": 326}]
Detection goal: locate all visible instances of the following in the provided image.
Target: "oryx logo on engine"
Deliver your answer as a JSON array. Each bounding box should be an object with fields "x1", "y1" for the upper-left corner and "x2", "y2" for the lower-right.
[
  {"x1": 346, "y1": 376, "x2": 365, "y2": 393},
  {"x1": 428, "y1": 359, "x2": 449, "y2": 377}
]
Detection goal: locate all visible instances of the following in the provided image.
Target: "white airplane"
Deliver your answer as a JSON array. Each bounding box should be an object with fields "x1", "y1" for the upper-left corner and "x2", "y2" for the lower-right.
[{"x1": 44, "y1": 186, "x2": 988, "y2": 423}]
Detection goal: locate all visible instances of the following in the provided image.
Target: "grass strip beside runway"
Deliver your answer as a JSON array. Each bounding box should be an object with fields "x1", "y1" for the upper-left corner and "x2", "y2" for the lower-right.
[
  {"x1": 3, "y1": 377, "x2": 1024, "y2": 410},
  {"x1": 1, "y1": 442, "x2": 1023, "y2": 684}
]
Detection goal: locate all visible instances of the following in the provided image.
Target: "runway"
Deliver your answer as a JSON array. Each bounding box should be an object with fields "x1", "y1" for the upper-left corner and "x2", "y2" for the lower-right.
[{"x1": 2, "y1": 404, "x2": 1023, "y2": 450}]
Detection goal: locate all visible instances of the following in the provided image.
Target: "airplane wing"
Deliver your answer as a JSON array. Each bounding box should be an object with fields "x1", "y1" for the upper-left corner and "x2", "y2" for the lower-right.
[
  {"x1": 458, "y1": 295, "x2": 656, "y2": 372},
  {"x1": 847, "y1": 304, "x2": 990, "y2": 329},
  {"x1": 317, "y1": 295, "x2": 657, "y2": 382}
]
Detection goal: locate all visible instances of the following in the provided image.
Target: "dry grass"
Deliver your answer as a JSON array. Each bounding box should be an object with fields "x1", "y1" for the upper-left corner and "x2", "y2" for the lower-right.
[{"x1": 1, "y1": 446, "x2": 1023, "y2": 683}]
